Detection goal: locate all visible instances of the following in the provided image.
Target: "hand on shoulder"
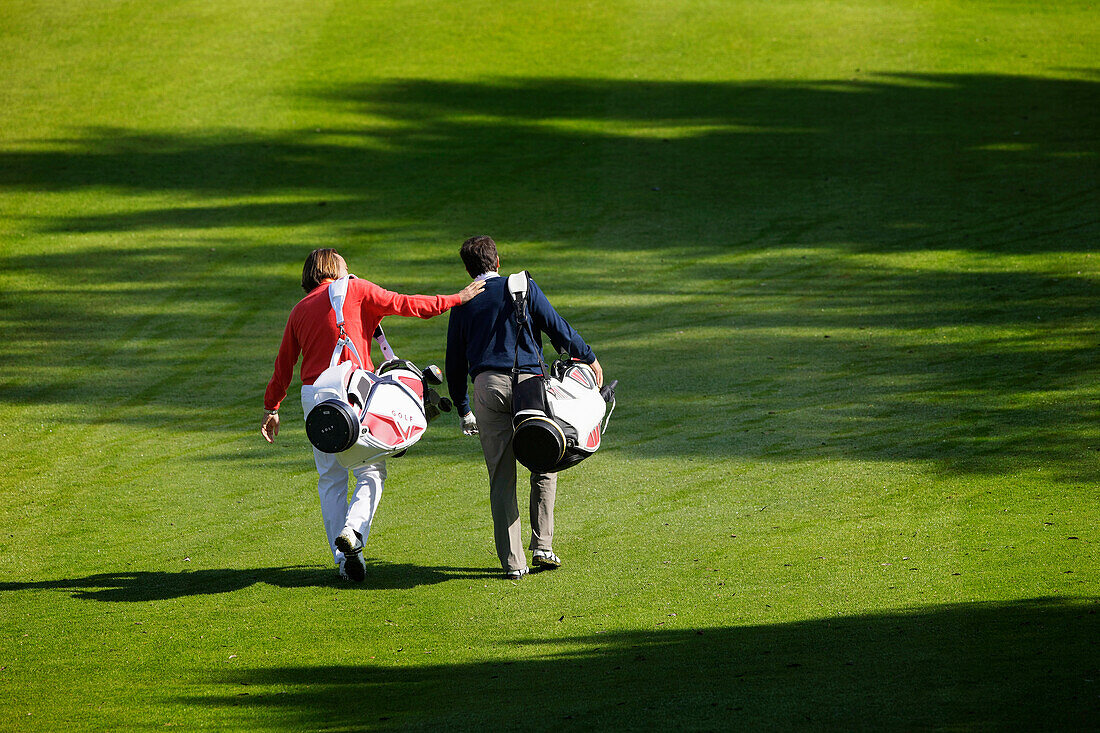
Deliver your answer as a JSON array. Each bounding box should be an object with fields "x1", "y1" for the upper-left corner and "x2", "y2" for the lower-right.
[{"x1": 458, "y1": 279, "x2": 486, "y2": 304}]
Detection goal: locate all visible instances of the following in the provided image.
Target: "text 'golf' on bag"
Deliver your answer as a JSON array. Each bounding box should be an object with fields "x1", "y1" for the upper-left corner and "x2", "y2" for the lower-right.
[
  {"x1": 507, "y1": 271, "x2": 617, "y2": 474},
  {"x1": 303, "y1": 276, "x2": 451, "y2": 469}
]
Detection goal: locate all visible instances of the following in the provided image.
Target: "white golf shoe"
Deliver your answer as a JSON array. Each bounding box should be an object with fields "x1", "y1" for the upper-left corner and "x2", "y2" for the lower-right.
[
  {"x1": 532, "y1": 549, "x2": 561, "y2": 569},
  {"x1": 503, "y1": 566, "x2": 530, "y2": 580}
]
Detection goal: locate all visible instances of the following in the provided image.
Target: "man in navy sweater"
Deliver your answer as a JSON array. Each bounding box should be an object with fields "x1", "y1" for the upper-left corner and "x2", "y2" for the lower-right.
[{"x1": 446, "y1": 235, "x2": 603, "y2": 579}]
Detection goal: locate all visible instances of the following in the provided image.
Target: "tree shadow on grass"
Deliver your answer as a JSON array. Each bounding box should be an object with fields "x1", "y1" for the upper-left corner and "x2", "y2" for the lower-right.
[
  {"x1": 0, "y1": 562, "x2": 497, "y2": 601},
  {"x1": 184, "y1": 597, "x2": 1099, "y2": 730},
  {"x1": 1, "y1": 74, "x2": 1097, "y2": 479},
  {"x1": 4, "y1": 74, "x2": 1096, "y2": 252}
]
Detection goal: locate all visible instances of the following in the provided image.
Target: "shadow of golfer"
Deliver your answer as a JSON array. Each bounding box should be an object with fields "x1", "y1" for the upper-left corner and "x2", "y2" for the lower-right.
[{"x1": 0, "y1": 562, "x2": 498, "y2": 602}]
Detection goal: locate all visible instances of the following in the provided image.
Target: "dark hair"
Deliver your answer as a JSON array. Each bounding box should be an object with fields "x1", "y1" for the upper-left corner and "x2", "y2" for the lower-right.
[
  {"x1": 460, "y1": 235, "x2": 498, "y2": 278},
  {"x1": 301, "y1": 248, "x2": 342, "y2": 292}
]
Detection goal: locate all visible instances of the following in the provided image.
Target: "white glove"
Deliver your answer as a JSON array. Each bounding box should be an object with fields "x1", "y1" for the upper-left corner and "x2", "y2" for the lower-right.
[{"x1": 461, "y1": 412, "x2": 479, "y2": 436}]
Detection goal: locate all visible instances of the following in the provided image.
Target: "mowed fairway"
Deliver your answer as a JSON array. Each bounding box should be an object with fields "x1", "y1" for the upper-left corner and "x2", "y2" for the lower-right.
[{"x1": 1, "y1": 0, "x2": 1098, "y2": 729}]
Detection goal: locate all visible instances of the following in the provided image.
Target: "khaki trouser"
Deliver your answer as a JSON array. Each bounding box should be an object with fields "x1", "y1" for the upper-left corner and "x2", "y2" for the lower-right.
[{"x1": 473, "y1": 371, "x2": 557, "y2": 572}]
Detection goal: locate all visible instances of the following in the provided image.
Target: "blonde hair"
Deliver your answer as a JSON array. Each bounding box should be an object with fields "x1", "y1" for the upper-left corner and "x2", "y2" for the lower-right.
[{"x1": 301, "y1": 248, "x2": 342, "y2": 292}]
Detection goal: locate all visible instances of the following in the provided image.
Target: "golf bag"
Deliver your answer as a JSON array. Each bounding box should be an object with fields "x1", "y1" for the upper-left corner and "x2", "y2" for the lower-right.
[
  {"x1": 507, "y1": 271, "x2": 617, "y2": 473},
  {"x1": 304, "y1": 276, "x2": 451, "y2": 469}
]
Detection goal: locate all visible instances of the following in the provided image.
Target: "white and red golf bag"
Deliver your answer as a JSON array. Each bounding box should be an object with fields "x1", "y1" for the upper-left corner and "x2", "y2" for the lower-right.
[
  {"x1": 507, "y1": 271, "x2": 617, "y2": 473},
  {"x1": 303, "y1": 276, "x2": 450, "y2": 469}
]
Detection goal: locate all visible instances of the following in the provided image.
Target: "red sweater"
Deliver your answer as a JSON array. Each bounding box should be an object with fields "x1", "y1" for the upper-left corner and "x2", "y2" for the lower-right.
[{"x1": 264, "y1": 278, "x2": 461, "y2": 411}]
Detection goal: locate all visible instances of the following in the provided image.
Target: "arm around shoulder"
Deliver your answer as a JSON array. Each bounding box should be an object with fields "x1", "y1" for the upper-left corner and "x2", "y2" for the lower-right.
[{"x1": 359, "y1": 278, "x2": 474, "y2": 320}]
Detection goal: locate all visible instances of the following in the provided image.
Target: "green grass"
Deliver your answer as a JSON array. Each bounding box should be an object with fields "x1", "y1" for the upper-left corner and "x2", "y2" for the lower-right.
[{"x1": 1, "y1": 0, "x2": 1098, "y2": 729}]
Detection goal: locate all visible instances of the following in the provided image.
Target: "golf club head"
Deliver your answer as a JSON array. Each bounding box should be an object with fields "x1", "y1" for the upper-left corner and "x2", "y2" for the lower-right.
[
  {"x1": 423, "y1": 364, "x2": 444, "y2": 386},
  {"x1": 424, "y1": 387, "x2": 450, "y2": 421}
]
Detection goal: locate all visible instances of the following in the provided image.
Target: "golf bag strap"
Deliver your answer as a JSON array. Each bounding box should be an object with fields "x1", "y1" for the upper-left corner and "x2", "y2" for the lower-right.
[
  {"x1": 507, "y1": 271, "x2": 549, "y2": 379},
  {"x1": 328, "y1": 276, "x2": 366, "y2": 369}
]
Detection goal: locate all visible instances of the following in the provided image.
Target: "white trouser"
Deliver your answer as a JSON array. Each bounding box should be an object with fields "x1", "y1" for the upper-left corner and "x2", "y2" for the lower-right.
[{"x1": 301, "y1": 385, "x2": 386, "y2": 567}]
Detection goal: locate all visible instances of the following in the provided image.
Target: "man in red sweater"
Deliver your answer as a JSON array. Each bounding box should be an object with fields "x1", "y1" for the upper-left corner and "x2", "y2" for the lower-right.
[{"x1": 262, "y1": 248, "x2": 484, "y2": 581}]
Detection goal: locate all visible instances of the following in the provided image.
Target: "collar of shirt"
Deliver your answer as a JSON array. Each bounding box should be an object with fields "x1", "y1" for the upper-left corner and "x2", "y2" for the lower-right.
[{"x1": 475, "y1": 271, "x2": 500, "y2": 282}]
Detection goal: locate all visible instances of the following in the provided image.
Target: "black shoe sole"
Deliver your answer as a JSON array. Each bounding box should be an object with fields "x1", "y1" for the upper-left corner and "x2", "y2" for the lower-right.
[
  {"x1": 335, "y1": 535, "x2": 366, "y2": 582},
  {"x1": 342, "y1": 557, "x2": 366, "y2": 582}
]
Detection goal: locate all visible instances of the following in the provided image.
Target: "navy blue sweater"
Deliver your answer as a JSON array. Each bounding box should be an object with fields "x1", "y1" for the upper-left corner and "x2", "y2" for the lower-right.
[{"x1": 446, "y1": 274, "x2": 595, "y2": 416}]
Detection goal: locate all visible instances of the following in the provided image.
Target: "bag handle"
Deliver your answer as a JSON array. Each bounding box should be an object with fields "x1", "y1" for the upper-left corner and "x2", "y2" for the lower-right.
[{"x1": 372, "y1": 325, "x2": 396, "y2": 362}]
